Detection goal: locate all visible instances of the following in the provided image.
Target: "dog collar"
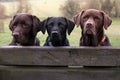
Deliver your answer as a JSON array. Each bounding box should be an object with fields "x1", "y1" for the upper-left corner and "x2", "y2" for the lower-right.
[{"x1": 98, "y1": 36, "x2": 106, "y2": 46}]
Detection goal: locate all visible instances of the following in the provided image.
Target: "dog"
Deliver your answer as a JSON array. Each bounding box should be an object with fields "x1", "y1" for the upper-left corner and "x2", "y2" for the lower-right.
[
  {"x1": 39, "y1": 17, "x2": 75, "y2": 46},
  {"x1": 73, "y1": 9, "x2": 112, "y2": 46},
  {"x1": 9, "y1": 13, "x2": 44, "y2": 46}
]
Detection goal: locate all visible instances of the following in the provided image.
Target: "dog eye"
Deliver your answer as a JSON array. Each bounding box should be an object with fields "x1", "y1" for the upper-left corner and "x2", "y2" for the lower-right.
[
  {"x1": 13, "y1": 26, "x2": 16, "y2": 29},
  {"x1": 23, "y1": 22, "x2": 28, "y2": 26},
  {"x1": 58, "y1": 22, "x2": 64, "y2": 26},
  {"x1": 22, "y1": 25, "x2": 29, "y2": 29},
  {"x1": 58, "y1": 23, "x2": 65, "y2": 28},
  {"x1": 48, "y1": 23, "x2": 54, "y2": 26},
  {"x1": 13, "y1": 23, "x2": 17, "y2": 26},
  {"x1": 83, "y1": 16, "x2": 88, "y2": 21},
  {"x1": 94, "y1": 16, "x2": 100, "y2": 20}
]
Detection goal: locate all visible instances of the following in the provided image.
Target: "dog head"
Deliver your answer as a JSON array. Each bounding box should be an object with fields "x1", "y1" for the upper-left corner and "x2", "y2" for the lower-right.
[
  {"x1": 73, "y1": 9, "x2": 112, "y2": 46},
  {"x1": 9, "y1": 13, "x2": 44, "y2": 45},
  {"x1": 40, "y1": 17, "x2": 75, "y2": 42},
  {"x1": 73, "y1": 9, "x2": 112, "y2": 36}
]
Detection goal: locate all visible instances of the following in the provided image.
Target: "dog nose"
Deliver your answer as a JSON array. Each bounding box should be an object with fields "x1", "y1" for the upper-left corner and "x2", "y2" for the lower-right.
[
  {"x1": 51, "y1": 31, "x2": 59, "y2": 37},
  {"x1": 13, "y1": 32, "x2": 19, "y2": 37},
  {"x1": 86, "y1": 23, "x2": 93, "y2": 28},
  {"x1": 87, "y1": 23, "x2": 92, "y2": 26}
]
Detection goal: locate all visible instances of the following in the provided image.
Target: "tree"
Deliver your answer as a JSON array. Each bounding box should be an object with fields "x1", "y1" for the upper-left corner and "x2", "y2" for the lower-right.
[
  {"x1": 81, "y1": 0, "x2": 101, "y2": 10},
  {"x1": 113, "y1": 0, "x2": 120, "y2": 17},
  {"x1": 101, "y1": 0, "x2": 113, "y2": 16},
  {"x1": 0, "y1": 3, "x2": 5, "y2": 32},
  {"x1": 88, "y1": 0, "x2": 100, "y2": 9},
  {"x1": 60, "y1": 0, "x2": 80, "y2": 19},
  {"x1": 16, "y1": 0, "x2": 31, "y2": 13}
]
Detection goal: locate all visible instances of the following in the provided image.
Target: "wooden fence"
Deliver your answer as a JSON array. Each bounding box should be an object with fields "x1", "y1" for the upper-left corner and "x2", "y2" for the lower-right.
[{"x1": 0, "y1": 46, "x2": 120, "y2": 80}]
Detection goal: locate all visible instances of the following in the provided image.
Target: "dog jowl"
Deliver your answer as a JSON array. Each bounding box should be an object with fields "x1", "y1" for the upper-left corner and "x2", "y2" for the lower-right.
[
  {"x1": 39, "y1": 17, "x2": 75, "y2": 46},
  {"x1": 73, "y1": 9, "x2": 112, "y2": 46}
]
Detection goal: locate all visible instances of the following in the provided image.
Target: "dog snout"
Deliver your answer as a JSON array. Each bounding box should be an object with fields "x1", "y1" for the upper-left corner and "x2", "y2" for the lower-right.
[
  {"x1": 12, "y1": 32, "x2": 20, "y2": 38},
  {"x1": 87, "y1": 23, "x2": 92, "y2": 27},
  {"x1": 51, "y1": 31, "x2": 59, "y2": 36},
  {"x1": 86, "y1": 22, "x2": 93, "y2": 28}
]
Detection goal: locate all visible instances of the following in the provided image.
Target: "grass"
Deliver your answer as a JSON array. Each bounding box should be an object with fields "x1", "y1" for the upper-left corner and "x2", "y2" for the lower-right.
[
  {"x1": 105, "y1": 18, "x2": 120, "y2": 46},
  {"x1": 1, "y1": 1, "x2": 119, "y2": 46},
  {"x1": 0, "y1": 18, "x2": 120, "y2": 46}
]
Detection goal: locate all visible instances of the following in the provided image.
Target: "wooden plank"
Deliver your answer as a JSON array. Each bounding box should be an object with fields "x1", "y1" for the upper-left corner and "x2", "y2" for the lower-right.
[
  {"x1": 0, "y1": 66, "x2": 119, "y2": 80},
  {"x1": 0, "y1": 46, "x2": 120, "y2": 66}
]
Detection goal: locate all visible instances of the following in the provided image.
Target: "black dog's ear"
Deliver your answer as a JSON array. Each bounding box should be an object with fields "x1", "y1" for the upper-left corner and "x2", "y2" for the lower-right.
[
  {"x1": 9, "y1": 15, "x2": 17, "y2": 31},
  {"x1": 38, "y1": 17, "x2": 51, "y2": 34},
  {"x1": 65, "y1": 18, "x2": 75, "y2": 35},
  {"x1": 38, "y1": 20, "x2": 47, "y2": 34}
]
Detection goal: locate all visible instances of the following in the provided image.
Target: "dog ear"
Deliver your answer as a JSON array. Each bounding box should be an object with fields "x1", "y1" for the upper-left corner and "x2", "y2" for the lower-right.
[
  {"x1": 65, "y1": 18, "x2": 75, "y2": 35},
  {"x1": 32, "y1": 15, "x2": 41, "y2": 36},
  {"x1": 9, "y1": 15, "x2": 17, "y2": 31},
  {"x1": 38, "y1": 17, "x2": 51, "y2": 34},
  {"x1": 73, "y1": 10, "x2": 85, "y2": 27},
  {"x1": 101, "y1": 11, "x2": 112, "y2": 30}
]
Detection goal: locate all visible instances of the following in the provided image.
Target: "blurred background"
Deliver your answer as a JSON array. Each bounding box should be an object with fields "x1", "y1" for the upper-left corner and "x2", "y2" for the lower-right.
[{"x1": 0, "y1": 0, "x2": 120, "y2": 46}]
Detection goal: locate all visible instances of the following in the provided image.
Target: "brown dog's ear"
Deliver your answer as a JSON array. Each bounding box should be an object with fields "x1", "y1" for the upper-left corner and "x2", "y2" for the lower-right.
[
  {"x1": 9, "y1": 15, "x2": 17, "y2": 31},
  {"x1": 9, "y1": 20, "x2": 13, "y2": 31},
  {"x1": 73, "y1": 10, "x2": 85, "y2": 27},
  {"x1": 65, "y1": 18, "x2": 75, "y2": 35},
  {"x1": 32, "y1": 16, "x2": 41, "y2": 36},
  {"x1": 101, "y1": 11, "x2": 112, "y2": 30}
]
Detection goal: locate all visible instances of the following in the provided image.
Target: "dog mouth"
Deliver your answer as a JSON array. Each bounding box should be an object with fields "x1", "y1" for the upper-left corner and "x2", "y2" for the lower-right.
[
  {"x1": 84, "y1": 23, "x2": 95, "y2": 35},
  {"x1": 85, "y1": 29, "x2": 94, "y2": 35},
  {"x1": 13, "y1": 33, "x2": 29, "y2": 44},
  {"x1": 14, "y1": 37, "x2": 28, "y2": 44},
  {"x1": 50, "y1": 31, "x2": 61, "y2": 41},
  {"x1": 86, "y1": 30, "x2": 93, "y2": 34},
  {"x1": 12, "y1": 32, "x2": 21, "y2": 41}
]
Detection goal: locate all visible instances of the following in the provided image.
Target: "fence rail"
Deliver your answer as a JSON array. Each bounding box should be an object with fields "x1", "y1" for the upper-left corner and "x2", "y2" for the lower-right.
[{"x1": 0, "y1": 46, "x2": 120, "y2": 80}]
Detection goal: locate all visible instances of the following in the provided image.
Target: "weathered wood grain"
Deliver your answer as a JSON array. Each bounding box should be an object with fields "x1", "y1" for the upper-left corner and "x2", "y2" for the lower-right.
[
  {"x1": 0, "y1": 46, "x2": 120, "y2": 66},
  {"x1": 0, "y1": 66, "x2": 119, "y2": 80}
]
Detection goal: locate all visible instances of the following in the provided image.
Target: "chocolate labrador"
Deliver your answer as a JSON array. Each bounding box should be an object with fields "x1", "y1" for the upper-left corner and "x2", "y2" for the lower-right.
[
  {"x1": 39, "y1": 17, "x2": 75, "y2": 46},
  {"x1": 73, "y1": 9, "x2": 112, "y2": 46},
  {"x1": 9, "y1": 13, "x2": 44, "y2": 46}
]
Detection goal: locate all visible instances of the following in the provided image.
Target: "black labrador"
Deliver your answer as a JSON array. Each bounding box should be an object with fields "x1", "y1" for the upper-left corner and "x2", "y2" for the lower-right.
[{"x1": 40, "y1": 17, "x2": 75, "y2": 46}]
